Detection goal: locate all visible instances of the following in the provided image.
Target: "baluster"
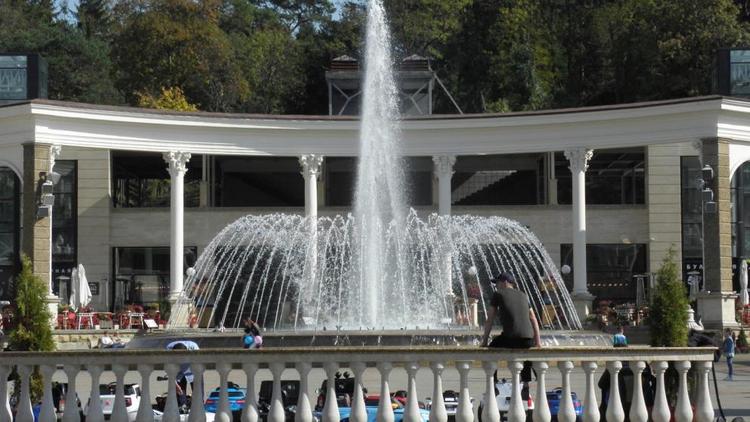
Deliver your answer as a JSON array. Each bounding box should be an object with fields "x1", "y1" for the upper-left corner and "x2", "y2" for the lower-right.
[
  {"x1": 0, "y1": 365, "x2": 11, "y2": 422},
  {"x1": 136, "y1": 364, "x2": 155, "y2": 422},
  {"x1": 241, "y1": 363, "x2": 259, "y2": 422},
  {"x1": 86, "y1": 365, "x2": 105, "y2": 422},
  {"x1": 481, "y1": 361, "x2": 500, "y2": 422},
  {"x1": 62, "y1": 364, "x2": 81, "y2": 422},
  {"x1": 111, "y1": 364, "x2": 129, "y2": 422},
  {"x1": 16, "y1": 364, "x2": 34, "y2": 422},
  {"x1": 39, "y1": 365, "x2": 58, "y2": 422},
  {"x1": 404, "y1": 362, "x2": 421, "y2": 422},
  {"x1": 605, "y1": 361, "x2": 625, "y2": 422},
  {"x1": 429, "y1": 362, "x2": 447, "y2": 422},
  {"x1": 581, "y1": 362, "x2": 599, "y2": 422},
  {"x1": 376, "y1": 362, "x2": 394, "y2": 422},
  {"x1": 556, "y1": 361, "x2": 575, "y2": 422},
  {"x1": 674, "y1": 361, "x2": 693, "y2": 422},
  {"x1": 216, "y1": 362, "x2": 233, "y2": 422},
  {"x1": 269, "y1": 362, "x2": 287, "y2": 422},
  {"x1": 322, "y1": 362, "x2": 340, "y2": 422},
  {"x1": 350, "y1": 362, "x2": 368, "y2": 422},
  {"x1": 295, "y1": 362, "x2": 313, "y2": 422},
  {"x1": 651, "y1": 361, "x2": 670, "y2": 422},
  {"x1": 532, "y1": 362, "x2": 550, "y2": 422},
  {"x1": 162, "y1": 363, "x2": 181, "y2": 422},
  {"x1": 455, "y1": 361, "x2": 474, "y2": 422},
  {"x1": 629, "y1": 361, "x2": 648, "y2": 422},
  {"x1": 695, "y1": 361, "x2": 714, "y2": 422},
  {"x1": 188, "y1": 363, "x2": 206, "y2": 422},
  {"x1": 509, "y1": 361, "x2": 526, "y2": 422}
]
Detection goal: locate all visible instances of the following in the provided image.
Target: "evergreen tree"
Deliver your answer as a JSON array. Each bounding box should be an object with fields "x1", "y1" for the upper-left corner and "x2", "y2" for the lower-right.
[
  {"x1": 9, "y1": 255, "x2": 55, "y2": 403},
  {"x1": 648, "y1": 247, "x2": 689, "y2": 347}
]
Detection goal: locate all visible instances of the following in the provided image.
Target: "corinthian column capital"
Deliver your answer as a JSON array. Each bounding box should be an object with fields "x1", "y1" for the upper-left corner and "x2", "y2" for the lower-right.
[
  {"x1": 163, "y1": 151, "x2": 191, "y2": 177},
  {"x1": 564, "y1": 148, "x2": 594, "y2": 173},
  {"x1": 432, "y1": 155, "x2": 456, "y2": 178},
  {"x1": 299, "y1": 154, "x2": 324, "y2": 179}
]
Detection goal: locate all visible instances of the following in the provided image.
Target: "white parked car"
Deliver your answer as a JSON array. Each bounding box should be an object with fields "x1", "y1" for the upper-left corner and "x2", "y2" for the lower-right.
[
  {"x1": 83, "y1": 383, "x2": 141, "y2": 422},
  {"x1": 477, "y1": 379, "x2": 534, "y2": 422}
]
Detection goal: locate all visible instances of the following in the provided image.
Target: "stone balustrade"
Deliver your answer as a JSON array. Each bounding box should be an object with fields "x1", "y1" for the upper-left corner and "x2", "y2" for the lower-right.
[{"x1": 0, "y1": 346, "x2": 716, "y2": 422}]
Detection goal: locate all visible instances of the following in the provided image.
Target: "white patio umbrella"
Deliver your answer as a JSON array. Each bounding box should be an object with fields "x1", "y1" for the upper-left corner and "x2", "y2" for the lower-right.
[
  {"x1": 740, "y1": 261, "x2": 749, "y2": 307},
  {"x1": 69, "y1": 264, "x2": 92, "y2": 310}
]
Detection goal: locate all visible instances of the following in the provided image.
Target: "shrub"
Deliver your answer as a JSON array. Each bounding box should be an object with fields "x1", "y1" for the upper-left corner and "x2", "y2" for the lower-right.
[
  {"x1": 9, "y1": 255, "x2": 55, "y2": 403},
  {"x1": 738, "y1": 328, "x2": 748, "y2": 353},
  {"x1": 648, "y1": 247, "x2": 689, "y2": 347}
]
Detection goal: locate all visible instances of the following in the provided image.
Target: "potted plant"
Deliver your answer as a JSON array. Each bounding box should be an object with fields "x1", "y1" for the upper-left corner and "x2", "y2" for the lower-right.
[{"x1": 738, "y1": 328, "x2": 748, "y2": 353}]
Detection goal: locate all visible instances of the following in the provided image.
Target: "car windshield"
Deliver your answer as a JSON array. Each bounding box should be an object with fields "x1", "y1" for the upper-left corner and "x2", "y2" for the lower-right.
[{"x1": 229, "y1": 392, "x2": 244, "y2": 398}]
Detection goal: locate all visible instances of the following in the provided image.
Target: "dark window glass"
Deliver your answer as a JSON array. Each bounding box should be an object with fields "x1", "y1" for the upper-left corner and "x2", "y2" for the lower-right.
[
  {"x1": 324, "y1": 157, "x2": 433, "y2": 207},
  {"x1": 730, "y1": 50, "x2": 750, "y2": 96},
  {"x1": 681, "y1": 157, "x2": 703, "y2": 261},
  {"x1": 556, "y1": 148, "x2": 645, "y2": 205},
  {"x1": 213, "y1": 156, "x2": 303, "y2": 207},
  {"x1": 0, "y1": 168, "x2": 20, "y2": 300},
  {"x1": 112, "y1": 152, "x2": 201, "y2": 208},
  {"x1": 52, "y1": 161, "x2": 77, "y2": 296},
  {"x1": 732, "y1": 161, "x2": 750, "y2": 259},
  {"x1": 453, "y1": 154, "x2": 543, "y2": 205},
  {"x1": 112, "y1": 246, "x2": 197, "y2": 309},
  {"x1": 0, "y1": 56, "x2": 28, "y2": 100},
  {"x1": 325, "y1": 157, "x2": 355, "y2": 207},
  {"x1": 560, "y1": 244, "x2": 647, "y2": 301}
]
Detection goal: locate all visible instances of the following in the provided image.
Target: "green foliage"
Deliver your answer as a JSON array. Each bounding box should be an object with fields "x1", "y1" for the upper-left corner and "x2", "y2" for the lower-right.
[
  {"x1": 648, "y1": 247, "x2": 689, "y2": 347},
  {"x1": 9, "y1": 255, "x2": 55, "y2": 404},
  {"x1": 137, "y1": 87, "x2": 199, "y2": 111},
  {"x1": 9, "y1": 256, "x2": 55, "y2": 352},
  {"x1": 738, "y1": 328, "x2": 748, "y2": 352},
  {"x1": 3, "y1": 0, "x2": 750, "y2": 113}
]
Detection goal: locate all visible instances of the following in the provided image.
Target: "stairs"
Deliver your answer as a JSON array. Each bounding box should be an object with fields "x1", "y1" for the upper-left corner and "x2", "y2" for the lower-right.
[{"x1": 451, "y1": 170, "x2": 516, "y2": 203}]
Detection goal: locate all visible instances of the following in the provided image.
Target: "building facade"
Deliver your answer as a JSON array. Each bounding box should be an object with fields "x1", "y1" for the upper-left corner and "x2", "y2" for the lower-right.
[{"x1": 0, "y1": 96, "x2": 747, "y2": 328}]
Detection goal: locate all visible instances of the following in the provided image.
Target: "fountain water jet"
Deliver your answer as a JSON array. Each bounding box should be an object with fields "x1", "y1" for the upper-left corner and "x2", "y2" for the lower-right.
[{"x1": 167, "y1": 0, "x2": 582, "y2": 336}]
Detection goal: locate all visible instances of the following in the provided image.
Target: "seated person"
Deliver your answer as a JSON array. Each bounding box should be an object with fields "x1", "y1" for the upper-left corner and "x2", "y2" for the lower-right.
[{"x1": 97, "y1": 331, "x2": 114, "y2": 348}]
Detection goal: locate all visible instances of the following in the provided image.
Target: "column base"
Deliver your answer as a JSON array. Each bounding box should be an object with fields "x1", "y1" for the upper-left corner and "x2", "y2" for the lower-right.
[
  {"x1": 571, "y1": 292, "x2": 595, "y2": 322},
  {"x1": 697, "y1": 291, "x2": 739, "y2": 330},
  {"x1": 45, "y1": 294, "x2": 60, "y2": 330}
]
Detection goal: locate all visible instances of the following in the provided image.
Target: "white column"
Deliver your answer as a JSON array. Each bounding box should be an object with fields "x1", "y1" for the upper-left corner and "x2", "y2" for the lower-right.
[
  {"x1": 39, "y1": 365, "x2": 57, "y2": 422},
  {"x1": 0, "y1": 365, "x2": 10, "y2": 422},
  {"x1": 300, "y1": 155, "x2": 324, "y2": 218},
  {"x1": 111, "y1": 364, "x2": 129, "y2": 422},
  {"x1": 674, "y1": 361, "x2": 693, "y2": 422},
  {"x1": 564, "y1": 148, "x2": 594, "y2": 318},
  {"x1": 628, "y1": 361, "x2": 648, "y2": 422},
  {"x1": 455, "y1": 361, "x2": 474, "y2": 422},
  {"x1": 322, "y1": 363, "x2": 341, "y2": 422},
  {"x1": 137, "y1": 365, "x2": 156, "y2": 422},
  {"x1": 433, "y1": 155, "x2": 456, "y2": 215},
  {"x1": 429, "y1": 362, "x2": 447, "y2": 422},
  {"x1": 242, "y1": 363, "x2": 260, "y2": 422},
  {"x1": 377, "y1": 362, "x2": 395, "y2": 422},
  {"x1": 216, "y1": 362, "x2": 233, "y2": 422},
  {"x1": 605, "y1": 361, "x2": 625, "y2": 422},
  {"x1": 651, "y1": 361, "x2": 670, "y2": 422},
  {"x1": 403, "y1": 362, "x2": 422, "y2": 422},
  {"x1": 295, "y1": 362, "x2": 313, "y2": 422},
  {"x1": 695, "y1": 361, "x2": 714, "y2": 422},
  {"x1": 581, "y1": 362, "x2": 599, "y2": 422},
  {"x1": 164, "y1": 151, "x2": 191, "y2": 304},
  {"x1": 46, "y1": 145, "x2": 62, "y2": 327},
  {"x1": 532, "y1": 362, "x2": 551, "y2": 422},
  {"x1": 557, "y1": 361, "x2": 576, "y2": 422},
  {"x1": 350, "y1": 362, "x2": 368, "y2": 422},
  {"x1": 481, "y1": 361, "x2": 500, "y2": 422}
]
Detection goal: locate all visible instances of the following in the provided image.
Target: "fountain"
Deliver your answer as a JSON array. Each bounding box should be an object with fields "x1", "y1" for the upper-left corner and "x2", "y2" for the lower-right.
[{"x1": 129, "y1": 0, "x2": 606, "y2": 349}]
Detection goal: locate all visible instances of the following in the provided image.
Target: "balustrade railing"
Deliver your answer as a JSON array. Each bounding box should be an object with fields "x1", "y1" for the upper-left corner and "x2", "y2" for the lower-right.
[{"x1": 0, "y1": 346, "x2": 716, "y2": 422}]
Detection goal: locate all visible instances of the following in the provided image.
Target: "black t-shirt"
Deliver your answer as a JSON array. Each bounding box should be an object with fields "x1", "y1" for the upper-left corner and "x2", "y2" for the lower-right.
[{"x1": 490, "y1": 287, "x2": 534, "y2": 339}]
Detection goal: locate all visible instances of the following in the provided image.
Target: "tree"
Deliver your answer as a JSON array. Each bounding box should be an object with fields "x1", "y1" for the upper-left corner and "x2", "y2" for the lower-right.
[
  {"x1": 9, "y1": 255, "x2": 55, "y2": 403},
  {"x1": 137, "y1": 86, "x2": 199, "y2": 111},
  {"x1": 649, "y1": 247, "x2": 689, "y2": 347},
  {"x1": 0, "y1": 2, "x2": 122, "y2": 105},
  {"x1": 112, "y1": 0, "x2": 249, "y2": 111},
  {"x1": 76, "y1": 0, "x2": 113, "y2": 39}
]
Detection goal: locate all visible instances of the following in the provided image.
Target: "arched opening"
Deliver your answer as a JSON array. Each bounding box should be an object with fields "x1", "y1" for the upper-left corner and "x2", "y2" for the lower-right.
[
  {"x1": 0, "y1": 166, "x2": 21, "y2": 301},
  {"x1": 730, "y1": 161, "x2": 750, "y2": 292}
]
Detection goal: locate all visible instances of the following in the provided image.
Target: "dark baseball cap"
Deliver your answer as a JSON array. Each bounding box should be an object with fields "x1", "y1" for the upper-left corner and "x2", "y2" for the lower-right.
[{"x1": 491, "y1": 272, "x2": 515, "y2": 284}]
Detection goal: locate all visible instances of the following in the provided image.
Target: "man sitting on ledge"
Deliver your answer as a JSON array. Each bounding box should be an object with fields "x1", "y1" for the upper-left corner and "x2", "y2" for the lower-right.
[{"x1": 481, "y1": 272, "x2": 542, "y2": 349}]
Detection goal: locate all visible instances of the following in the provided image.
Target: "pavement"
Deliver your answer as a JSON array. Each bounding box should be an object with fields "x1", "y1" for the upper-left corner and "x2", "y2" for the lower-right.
[{"x1": 4, "y1": 351, "x2": 747, "y2": 419}]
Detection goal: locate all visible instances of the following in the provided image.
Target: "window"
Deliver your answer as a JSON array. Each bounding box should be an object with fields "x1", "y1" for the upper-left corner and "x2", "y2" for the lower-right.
[
  {"x1": 681, "y1": 157, "x2": 703, "y2": 285},
  {"x1": 556, "y1": 148, "x2": 645, "y2": 205},
  {"x1": 324, "y1": 157, "x2": 433, "y2": 207},
  {"x1": 730, "y1": 50, "x2": 750, "y2": 96},
  {"x1": 213, "y1": 156, "x2": 303, "y2": 207},
  {"x1": 453, "y1": 154, "x2": 543, "y2": 205},
  {"x1": 112, "y1": 152, "x2": 201, "y2": 208},
  {"x1": 560, "y1": 244, "x2": 648, "y2": 301},
  {"x1": 112, "y1": 246, "x2": 197, "y2": 309},
  {"x1": 0, "y1": 168, "x2": 20, "y2": 300},
  {"x1": 0, "y1": 56, "x2": 27, "y2": 100},
  {"x1": 52, "y1": 161, "x2": 77, "y2": 296}
]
